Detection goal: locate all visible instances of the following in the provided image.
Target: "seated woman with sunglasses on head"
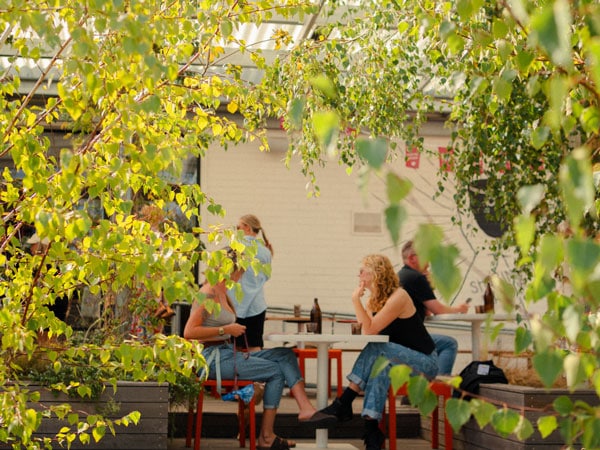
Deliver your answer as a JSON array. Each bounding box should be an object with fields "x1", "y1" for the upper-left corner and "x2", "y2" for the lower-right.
[
  {"x1": 311, "y1": 254, "x2": 439, "y2": 450},
  {"x1": 184, "y1": 248, "x2": 330, "y2": 450}
]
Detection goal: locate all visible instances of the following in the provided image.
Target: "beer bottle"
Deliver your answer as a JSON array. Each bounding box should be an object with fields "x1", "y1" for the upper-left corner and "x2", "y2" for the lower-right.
[{"x1": 310, "y1": 298, "x2": 322, "y2": 334}]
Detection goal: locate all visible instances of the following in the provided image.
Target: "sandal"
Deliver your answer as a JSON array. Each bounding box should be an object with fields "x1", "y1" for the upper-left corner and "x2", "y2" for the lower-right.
[{"x1": 257, "y1": 435, "x2": 292, "y2": 450}]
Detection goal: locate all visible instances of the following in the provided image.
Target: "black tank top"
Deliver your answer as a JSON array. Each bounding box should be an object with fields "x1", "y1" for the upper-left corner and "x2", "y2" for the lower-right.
[{"x1": 379, "y1": 313, "x2": 435, "y2": 355}]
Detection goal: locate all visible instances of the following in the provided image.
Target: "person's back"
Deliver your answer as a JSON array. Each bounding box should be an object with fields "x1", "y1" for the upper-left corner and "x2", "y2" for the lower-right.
[
  {"x1": 229, "y1": 214, "x2": 273, "y2": 351},
  {"x1": 398, "y1": 240, "x2": 469, "y2": 375}
]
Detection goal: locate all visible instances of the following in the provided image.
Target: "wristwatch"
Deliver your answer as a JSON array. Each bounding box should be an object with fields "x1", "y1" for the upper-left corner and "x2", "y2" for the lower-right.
[{"x1": 218, "y1": 327, "x2": 225, "y2": 336}]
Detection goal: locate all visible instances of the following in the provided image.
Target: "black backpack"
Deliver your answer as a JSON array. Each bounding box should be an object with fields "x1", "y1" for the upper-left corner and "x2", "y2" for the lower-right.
[{"x1": 454, "y1": 360, "x2": 508, "y2": 400}]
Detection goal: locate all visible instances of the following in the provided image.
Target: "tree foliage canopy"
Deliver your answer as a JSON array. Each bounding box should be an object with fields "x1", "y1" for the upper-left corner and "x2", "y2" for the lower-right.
[
  {"x1": 0, "y1": 0, "x2": 314, "y2": 447},
  {"x1": 265, "y1": 0, "x2": 600, "y2": 446},
  {"x1": 1, "y1": 0, "x2": 600, "y2": 447}
]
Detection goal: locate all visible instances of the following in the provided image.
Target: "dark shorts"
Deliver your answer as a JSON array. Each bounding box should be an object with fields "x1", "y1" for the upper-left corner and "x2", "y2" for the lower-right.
[{"x1": 235, "y1": 310, "x2": 266, "y2": 349}]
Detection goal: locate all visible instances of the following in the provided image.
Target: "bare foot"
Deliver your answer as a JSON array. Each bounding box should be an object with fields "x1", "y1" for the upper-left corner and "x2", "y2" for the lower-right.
[{"x1": 298, "y1": 407, "x2": 317, "y2": 421}]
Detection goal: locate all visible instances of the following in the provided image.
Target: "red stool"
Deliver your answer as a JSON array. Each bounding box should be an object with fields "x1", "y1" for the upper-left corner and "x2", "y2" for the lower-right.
[
  {"x1": 293, "y1": 347, "x2": 343, "y2": 397},
  {"x1": 186, "y1": 379, "x2": 256, "y2": 450},
  {"x1": 383, "y1": 380, "x2": 453, "y2": 450}
]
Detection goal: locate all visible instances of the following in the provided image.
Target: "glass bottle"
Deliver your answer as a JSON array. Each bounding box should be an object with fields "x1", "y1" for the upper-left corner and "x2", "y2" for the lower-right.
[
  {"x1": 310, "y1": 297, "x2": 322, "y2": 334},
  {"x1": 483, "y1": 282, "x2": 495, "y2": 312}
]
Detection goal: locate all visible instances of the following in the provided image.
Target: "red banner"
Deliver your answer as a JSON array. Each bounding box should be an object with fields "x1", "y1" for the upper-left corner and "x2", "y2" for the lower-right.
[{"x1": 405, "y1": 147, "x2": 420, "y2": 169}]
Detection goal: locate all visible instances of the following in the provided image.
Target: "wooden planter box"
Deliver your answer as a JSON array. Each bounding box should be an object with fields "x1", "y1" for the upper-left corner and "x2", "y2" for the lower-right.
[
  {"x1": 7, "y1": 381, "x2": 169, "y2": 450},
  {"x1": 422, "y1": 383, "x2": 599, "y2": 450}
]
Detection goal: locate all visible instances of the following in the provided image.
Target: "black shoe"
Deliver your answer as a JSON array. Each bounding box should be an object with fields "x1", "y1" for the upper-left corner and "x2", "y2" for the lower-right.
[
  {"x1": 320, "y1": 398, "x2": 353, "y2": 422},
  {"x1": 304, "y1": 411, "x2": 337, "y2": 428},
  {"x1": 362, "y1": 428, "x2": 385, "y2": 450}
]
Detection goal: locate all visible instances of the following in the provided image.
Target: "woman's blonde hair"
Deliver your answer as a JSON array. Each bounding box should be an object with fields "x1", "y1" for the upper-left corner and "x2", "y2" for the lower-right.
[
  {"x1": 239, "y1": 214, "x2": 274, "y2": 255},
  {"x1": 364, "y1": 254, "x2": 399, "y2": 312}
]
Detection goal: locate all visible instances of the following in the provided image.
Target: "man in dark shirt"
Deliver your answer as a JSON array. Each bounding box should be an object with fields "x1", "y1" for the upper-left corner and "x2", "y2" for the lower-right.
[{"x1": 398, "y1": 240, "x2": 469, "y2": 375}]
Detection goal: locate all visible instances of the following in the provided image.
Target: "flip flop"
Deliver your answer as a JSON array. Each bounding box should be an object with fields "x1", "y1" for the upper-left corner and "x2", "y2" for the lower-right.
[{"x1": 257, "y1": 435, "x2": 291, "y2": 450}]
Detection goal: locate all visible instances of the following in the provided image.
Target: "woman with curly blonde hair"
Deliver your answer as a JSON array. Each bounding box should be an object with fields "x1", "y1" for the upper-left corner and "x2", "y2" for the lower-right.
[{"x1": 310, "y1": 254, "x2": 438, "y2": 450}]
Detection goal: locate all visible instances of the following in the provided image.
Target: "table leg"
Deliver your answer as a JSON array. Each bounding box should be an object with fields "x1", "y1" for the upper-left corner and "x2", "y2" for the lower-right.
[
  {"x1": 297, "y1": 323, "x2": 305, "y2": 349},
  {"x1": 315, "y1": 342, "x2": 330, "y2": 448}
]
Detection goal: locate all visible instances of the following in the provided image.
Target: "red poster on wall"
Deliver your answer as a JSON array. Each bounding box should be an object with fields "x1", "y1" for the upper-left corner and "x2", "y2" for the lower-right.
[
  {"x1": 405, "y1": 147, "x2": 420, "y2": 169},
  {"x1": 438, "y1": 147, "x2": 453, "y2": 172}
]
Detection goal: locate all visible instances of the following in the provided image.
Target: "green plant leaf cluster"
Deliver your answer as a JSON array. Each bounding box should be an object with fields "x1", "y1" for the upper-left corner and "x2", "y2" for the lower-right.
[
  {"x1": 267, "y1": 0, "x2": 600, "y2": 446},
  {"x1": 0, "y1": 0, "x2": 314, "y2": 446}
]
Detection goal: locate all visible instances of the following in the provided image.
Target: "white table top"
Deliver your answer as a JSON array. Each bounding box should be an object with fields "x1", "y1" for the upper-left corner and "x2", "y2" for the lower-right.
[
  {"x1": 264, "y1": 333, "x2": 389, "y2": 345},
  {"x1": 425, "y1": 312, "x2": 516, "y2": 322}
]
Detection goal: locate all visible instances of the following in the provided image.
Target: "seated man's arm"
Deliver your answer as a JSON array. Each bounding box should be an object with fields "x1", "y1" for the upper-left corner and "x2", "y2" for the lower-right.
[{"x1": 424, "y1": 299, "x2": 469, "y2": 315}]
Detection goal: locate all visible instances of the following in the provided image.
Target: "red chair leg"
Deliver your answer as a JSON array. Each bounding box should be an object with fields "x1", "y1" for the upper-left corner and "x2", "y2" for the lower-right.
[
  {"x1": 193, "y1": 390, "x2": 205, "y2": 450},
  {"x1": 249, "y1": 396, "x2": 256, "y2": 450},
  {"x1": 328, "y1": 358, "x2": 332, "y2": 397},
  {"x1": 238, "y1": 399, "x2": 246, "y2": 448},
  {"x1": 388, "y1": 386, "x2": 398, "y2": 450}
]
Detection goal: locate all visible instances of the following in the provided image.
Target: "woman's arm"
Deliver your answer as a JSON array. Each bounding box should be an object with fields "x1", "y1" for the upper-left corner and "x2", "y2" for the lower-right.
[
  {"x1": 183, "y1": 304, "x2": 246, "y2": 340},
  {"x1": 353, "y1": 286, "x2": 416, "y2": 335}
]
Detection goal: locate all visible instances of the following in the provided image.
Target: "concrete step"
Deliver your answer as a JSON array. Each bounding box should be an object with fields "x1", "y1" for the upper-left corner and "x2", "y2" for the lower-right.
[{"x1": 168, "y1": 391, "x2": 421, "y2": 440}]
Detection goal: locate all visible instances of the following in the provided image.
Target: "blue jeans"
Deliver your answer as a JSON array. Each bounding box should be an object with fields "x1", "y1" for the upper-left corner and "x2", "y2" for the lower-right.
[
  {"x1": 431, "y1": 334, "x2": 458, "y2": 375},
  {"x1": 347, "y1": 342, "x2": 438, "y2": 421},
  {"x1": 251, "y1": 346, "x2": 304, "y2": 389},
  {"x1": 202, "y1": 343, "x2": 289, "y2": 409}
]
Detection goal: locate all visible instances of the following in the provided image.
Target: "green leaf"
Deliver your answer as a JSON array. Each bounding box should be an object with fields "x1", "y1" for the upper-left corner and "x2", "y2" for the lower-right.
[
  {"x1": 582, "y1": 418, "x2": 600, "y2": 448},
  {"x1": 288, "y1": 98, "x2": 304, "y2": 129},
  {"x1": 515, "y1": 327, "x2": 532, "y2": 353},
  {"x1": 530, "y1": 0, "x2": 572, "y2": 68},
  {"x1": 514, "y1": 215, "x2": 536, "y2": 259},
  {"x1": 553, "y1": 395, "x2": 574, "y2": 415},
  {"x1": 428, "y1": 245, "x2": 461, "y2": 301},
  {"x1": 386, "y1": 172, "x2": 412, "y2": 203},
  {"x1": 488, "y1": 274, "x2": 516, "y2": 312},
  {"x1": 92, "y1": 425, "x2": 106, "y2": 442},
  {"x1": 312, "y1": 111, "x2": 339, "y2": 151},
  {"x1": 564, "y1": 353, "x2": 587, "y2": 388},
  {"x1": 493, "y1": 76, "x2": 513, "y2": 102},
  {"x1": 491, "y1": 409, "x2": 521, "y2": 437},
  {"x1": 389, "y1": 364, "x2": 411, "y2": 393},
  {"x1": 356, "y1": 138, "x2": 388, "y2": 169},
  {"x1": 580, "y1": 106, "x2": 600, "y2": 134},
  {"x1": 406, "y1": 375, "x2": 429, "y2": 405},
  {"x1": 470, "y1": 399, "x2": 497, "y2": 429},
  {"x1": 538, "y1": 415, "x2": 558, "y2": 438},
  {"x1": 413, "y1": 224, "x2": 444, "y2": 260},
  {"x1": 517, "y1": 184, "x2": 546, "y2": 215},
  {"x1": 538, "y1": 234, "x2": 563, "y2": 270},
  {"x1": 445, "y1": 398, "x2": 472, "y2": 432},
  {"x1": 369, "y1": 355, "x2": 390, "y2": 378},
  {"x1": 309, "y1": 74, "x2": 338, "y2": 100},
  {"x1": 492, "y1": 18, "x2": 509, "y2": 40},
  {"x1": 514, "y1": 415, "x2": 535, "y2": 441},
  {"x1": 532, "y1": 349, "x2": 563, "y2": 388},
  {"x1": 516, "y1": 49, "x2": 535, "y2": 73},
  {"x1": 560, "y1": 147, "x2": 595, "y2": 228},
  {"x1": 566, "y1": 238, "x2": 600, "y2": 277},
  {"x1": 531, "y1": 126, "x2": 550, "y2": 149},
  {"x1": 221, "y1": 20, "x2": 233, "y2": 38},
  {"x1": 385, "y1": 204, "x2": 407, "y2": 246}
]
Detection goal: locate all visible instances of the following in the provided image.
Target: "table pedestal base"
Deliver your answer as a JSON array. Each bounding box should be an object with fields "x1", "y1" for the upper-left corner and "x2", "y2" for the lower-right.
[{"x1": 293, "y1": 443, "x2": 359, "y2": 450}]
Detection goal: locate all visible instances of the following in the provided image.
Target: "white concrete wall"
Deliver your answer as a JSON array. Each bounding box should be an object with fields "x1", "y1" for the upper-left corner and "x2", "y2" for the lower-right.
[{"x1": 199, "y1": 121, "x2": 518, "y2": 317}]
